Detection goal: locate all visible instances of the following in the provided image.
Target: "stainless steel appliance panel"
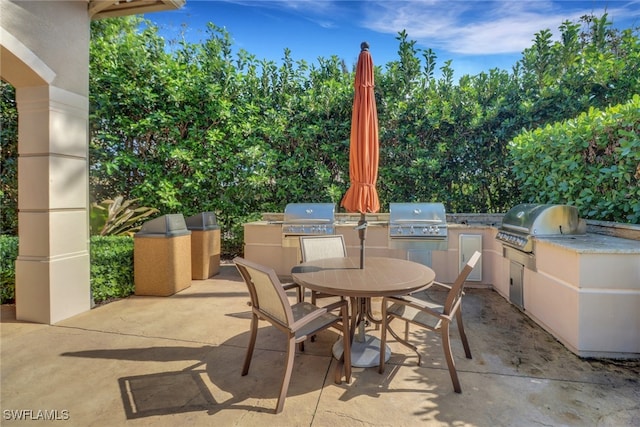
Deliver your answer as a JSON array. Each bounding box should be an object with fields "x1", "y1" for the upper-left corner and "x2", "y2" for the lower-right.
[
  {"x1": 509, "y1": 261, "x2": 524, "y2": 310},
  {"x1": 389, "y1": 202, "x2": 448, "y2": 240},
  {"x1": 496, "y1": 204, "x2": 583, "y2": 252},
  {"x1": 389, "y1": 202, "x2": 449, "y2": 265},
  {"x1": 282, "y1": 203, "x2": 335, "y2": 235}
]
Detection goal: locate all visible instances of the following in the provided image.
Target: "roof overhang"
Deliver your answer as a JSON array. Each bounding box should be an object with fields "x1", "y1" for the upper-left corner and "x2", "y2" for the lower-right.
[{"x1": 89, "y1": 0, "x2": 185, "y2": 20}]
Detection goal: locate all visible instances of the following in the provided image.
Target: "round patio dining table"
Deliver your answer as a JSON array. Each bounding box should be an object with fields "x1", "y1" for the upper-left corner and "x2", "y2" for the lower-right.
[{"x1": 291, "y1": 256, "x2": 435, "y2": 368}]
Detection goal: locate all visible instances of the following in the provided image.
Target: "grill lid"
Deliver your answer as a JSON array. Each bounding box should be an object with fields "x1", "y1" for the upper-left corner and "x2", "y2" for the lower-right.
[
  {"x1": 501, "y1": 203, "x2": 580, "y2": 236},
  {"x1": 283, "y1": 203, "x2": 335, "y2": 235},
  {"x1": 389, "y1": 202, "x2": 446, "y2": 223},
  {"x1": 389, "y1": 202, "x2": 448, "y2": 239},
  {"x1": 497, "y1": 204, "x2": 583, "y2": 252}
]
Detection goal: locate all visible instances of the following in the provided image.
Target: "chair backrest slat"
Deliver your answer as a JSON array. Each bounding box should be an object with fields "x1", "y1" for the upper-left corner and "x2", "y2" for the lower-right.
[
  {"x1": 300, "y1": 235, "x2": 347, "y2": 262},
  {"x1": 443, "y1": 251, "x2": 481, "y2": 315}
]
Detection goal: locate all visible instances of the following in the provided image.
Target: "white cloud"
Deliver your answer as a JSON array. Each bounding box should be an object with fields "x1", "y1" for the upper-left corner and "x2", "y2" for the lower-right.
[{"x1": 359, "y1": 0, "x2": 640, "y2": 55}]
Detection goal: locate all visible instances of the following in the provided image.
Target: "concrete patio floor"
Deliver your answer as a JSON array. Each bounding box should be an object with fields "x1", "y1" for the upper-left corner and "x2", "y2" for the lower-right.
[{"x1": 2, "y1": 264, "x2": 639, "y2": 426}]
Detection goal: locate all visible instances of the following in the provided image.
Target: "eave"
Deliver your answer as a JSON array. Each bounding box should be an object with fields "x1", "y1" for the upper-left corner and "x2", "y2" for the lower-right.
[{"x1": 89, "y1": 0, "x2": 185, "y2": 20}]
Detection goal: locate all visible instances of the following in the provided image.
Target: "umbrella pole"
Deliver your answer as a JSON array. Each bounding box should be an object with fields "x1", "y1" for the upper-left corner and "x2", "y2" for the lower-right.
[{"x1": 357, "y1": 213, "x2": 367, "y2": 269}]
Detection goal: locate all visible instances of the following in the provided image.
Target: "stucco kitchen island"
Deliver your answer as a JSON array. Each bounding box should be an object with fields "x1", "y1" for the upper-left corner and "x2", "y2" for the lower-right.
[
  {"x1": 243, "y1": 212, "x2": 501, "y2": 286},
  {"x1": 244, "y1": 213, "x2": 639, "y2": 359},
  {"x1": 516, "y1": 234, "x2": 640, "y2": 359}
]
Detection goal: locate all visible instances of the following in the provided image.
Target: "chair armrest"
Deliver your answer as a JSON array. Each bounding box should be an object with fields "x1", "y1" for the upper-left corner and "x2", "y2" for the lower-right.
[
  {"x1": 427, "y1": 281, "x2": 465, "y2": 296},
  {"x1": 322, "y1": 299, "x2": 349, "y2": 313},
  {"x1": 407, "y1": 282, "x2": 435, "y2": 295},
  {"x1": 290, "y1": 299, "x2": 349, "y2": 332},
  {"x1": 408, "y1": 280, "x2": 452, "y2": 296},
  {"x1": 386, "y1": 295, "x2": 447, "y2": 320},
  {"x1": 430, "y1": 281, "x2": 452, "y2": 290}
]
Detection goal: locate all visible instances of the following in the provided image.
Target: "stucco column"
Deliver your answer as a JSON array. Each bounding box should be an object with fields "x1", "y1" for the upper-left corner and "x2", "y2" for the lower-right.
[{"x1": 15, "y1": 85, "x2": 91, "y2": 324}]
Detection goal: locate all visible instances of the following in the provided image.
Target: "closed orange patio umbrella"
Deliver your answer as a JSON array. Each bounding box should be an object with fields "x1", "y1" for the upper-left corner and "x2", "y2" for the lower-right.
[{"x1": 340, "y1": 42, "x2": 380, "y2": 269}]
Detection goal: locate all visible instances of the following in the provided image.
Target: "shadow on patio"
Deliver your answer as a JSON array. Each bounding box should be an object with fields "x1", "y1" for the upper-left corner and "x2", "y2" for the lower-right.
[{"x1": 1, "y1": 265, "x2": 639, "y2": 426}]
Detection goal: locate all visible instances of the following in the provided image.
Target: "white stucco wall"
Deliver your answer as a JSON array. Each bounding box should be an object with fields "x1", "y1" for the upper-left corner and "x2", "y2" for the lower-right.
[
  {"x1": 1, "y1": 0, "x2": 89, "y2": 94},
  {"x1": 1, "y1": 0, "x2": 92, "y2": 324}
]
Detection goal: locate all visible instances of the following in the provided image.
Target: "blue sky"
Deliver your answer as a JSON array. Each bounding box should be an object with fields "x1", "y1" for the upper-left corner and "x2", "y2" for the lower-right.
[{"x1": 145, "y1": 1, "x2": 640, "y2": 79}]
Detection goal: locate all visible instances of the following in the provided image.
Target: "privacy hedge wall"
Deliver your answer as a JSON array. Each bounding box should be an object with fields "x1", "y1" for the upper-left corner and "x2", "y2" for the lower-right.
[
  {"x1": 2, "y1": 14, "x2": 639, "y2": 260},
  {"x1": 0, "y1": 236, "x2": 135, "y2": 304},
  {"x1": 510, "y1": 95, "x2": 640, "y2": 223}
]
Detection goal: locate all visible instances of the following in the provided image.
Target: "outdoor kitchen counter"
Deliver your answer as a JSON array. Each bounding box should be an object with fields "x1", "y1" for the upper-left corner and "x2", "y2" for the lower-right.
[
  {"x1": 536, "y1": 234, "x2": 640, "y2": 253},
  {"x1": 522, "y1": 232, "x2": 640, "y2": 359}
]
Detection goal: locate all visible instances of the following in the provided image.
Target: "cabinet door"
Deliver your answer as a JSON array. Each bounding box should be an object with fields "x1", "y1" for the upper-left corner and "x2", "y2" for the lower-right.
[
  {"x1": 509, "y1": 261, "x2": 524, "y2": 309},
  {"x1": 459, "y1": 234, "x2": 482, "y2": 281}
]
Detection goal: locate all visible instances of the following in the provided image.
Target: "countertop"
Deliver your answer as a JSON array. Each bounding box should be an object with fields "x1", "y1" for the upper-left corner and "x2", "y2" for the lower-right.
[
  {"x1": 245, "y1": 220, "x2": 494, "y2": 229},
  {"x1": 245, "y1": 220, "x2": 638, "y2": 252},
  {"x1": 536, "y1": 234, "x2": 640, "y2": 254}
]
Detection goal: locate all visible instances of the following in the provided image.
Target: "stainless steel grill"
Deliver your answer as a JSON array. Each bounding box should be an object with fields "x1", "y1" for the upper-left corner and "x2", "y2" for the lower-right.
[
  {"x1": 282, "y1": 203, "x2": 335, "y2": 236},
  {"x1": 389, "y1": 202, "x2": 448, "y2": 240},
  {"x1": 497, "y1": 203, "x2": 585, "y2": 309},
  {"x1": 389, "y1": 203, "x2": 448, "y2": 266},
  {"x1": 496, "y1": 204, "x2": 583, "y2": 253}
]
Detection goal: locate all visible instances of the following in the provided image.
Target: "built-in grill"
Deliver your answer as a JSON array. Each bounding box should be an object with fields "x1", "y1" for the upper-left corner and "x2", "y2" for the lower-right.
[
  {"x1": 282, "y1": 203, "x2": 335, "y2": 249},
  {"x1": 496, "y1": 203, "x2": 583, "y2": 253},
  {"x1": 282, "y1": 203, "x2": 335, "y2": 235},
  {"x1": 389, "y1": 202, "x2": 448, "y2": 266},
  {"x1": 389, "y1": 202, "x2": 448, "y2": 240},
  {"x1": 497, "y1": 203, "x2": 585, "y2": 309}
]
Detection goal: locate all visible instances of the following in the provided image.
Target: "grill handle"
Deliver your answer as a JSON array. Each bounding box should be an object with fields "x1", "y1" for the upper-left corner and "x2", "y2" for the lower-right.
[
  {"x1": 391, "y1": 219, "x2": 443, "y2": 224},
  {"x1": 502, "y1": 224, "x2": 529, "y2": 233},
  {"x1": 283, "y1": 219, "x2": 332, "y2": 224}
]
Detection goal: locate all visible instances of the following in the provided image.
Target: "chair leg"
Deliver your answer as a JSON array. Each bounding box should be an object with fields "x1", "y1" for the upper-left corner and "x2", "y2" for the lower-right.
[
  {"x1": 387, "y1": 322, "x2": 421, "y2": 366},
  {"x1": 242, "y1": 314, "x2": 259, "y2": 376},
  {"x1": 311, "y1": 291, "x2": 317, "y2": 306},
  {"x1": 310, "y1": 292, "x2": 317, "y2": 342},
  {"x1": 441, "y1": 323, "x2": 462, "y2": 393},
  {"x1": 349, "y1": 297, "x2": 359, "y2": 343},
  {"x1": 341, "y1": 305, "x2": 352, "y2": 383},
  {"x1": 379, "y1": 299, "x2": 388, "y2": 374},
  {"x1": 455, "y1": 310, "x2": 472, "y2": 359},
  {"x1": 275, "y1": 335, "x2": 296, "y2": 414}
]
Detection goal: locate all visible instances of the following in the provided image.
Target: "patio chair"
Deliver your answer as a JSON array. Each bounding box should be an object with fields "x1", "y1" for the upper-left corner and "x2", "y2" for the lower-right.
[
  {"x1": 299, "y1": 235, "x2": 348, "y2": 306},
  {"x1": 233, "y1": 257, "x2": 351, "y2": 414},
  {"x1": 378, "y1": 251, "x2": 481, "y2": 393}
]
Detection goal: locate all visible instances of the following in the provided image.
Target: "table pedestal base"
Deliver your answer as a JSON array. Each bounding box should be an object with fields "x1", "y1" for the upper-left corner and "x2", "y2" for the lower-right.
[{"x1": 333, "y1": 334, "x2": 391, "y2": 368}]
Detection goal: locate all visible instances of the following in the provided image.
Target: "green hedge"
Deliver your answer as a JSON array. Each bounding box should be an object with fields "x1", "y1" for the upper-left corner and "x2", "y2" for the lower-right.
[
  {"x1": 510, "y1": 94, "x2": 640, "y2": 223},
  {"x1": 89, "y1": 236, "x2": 134, "y2": 303},
  {"x1": 0, "y1": 236, "x2": 18, "y2": 303},
  {"x1": 0, "y1": 235, "x2": 134, "y2": 305}
]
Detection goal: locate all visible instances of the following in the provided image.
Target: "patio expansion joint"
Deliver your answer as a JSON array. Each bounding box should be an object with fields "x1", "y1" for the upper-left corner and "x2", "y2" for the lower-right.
[
  {"x1": 382, "y1": 356, "x2": 628, "y2": 388},
  {"x1": 465, "y1": 366, "x2": 626, "y2": 387},
  {"x1": 52, "y1": 324, "x2": 219, "y2": 347}
]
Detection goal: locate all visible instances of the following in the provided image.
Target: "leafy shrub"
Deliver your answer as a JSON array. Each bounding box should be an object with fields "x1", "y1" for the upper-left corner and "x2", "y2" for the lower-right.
[
  {"x1": 510, "y1": 94, "x2": 640, "y2": 223},
  {"x1": 90, "y1": 235, "x2": 134, "y2": 303},
  {"x1": 0, "y1": 82, "x2": 18, "y2": 235},
  {"x1": 0, "y1": 236, "x2": 18, "y2": 303},
  {"x1": 1, "y1": 236, "x2": 135, "y2": 305},
  {"x1": 90, "y1": 196, "x2": 159, "y2": 236}
]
